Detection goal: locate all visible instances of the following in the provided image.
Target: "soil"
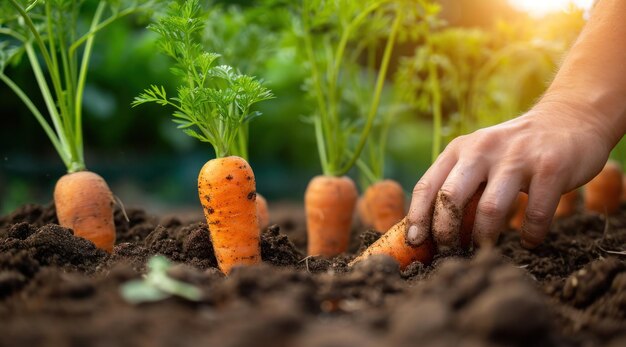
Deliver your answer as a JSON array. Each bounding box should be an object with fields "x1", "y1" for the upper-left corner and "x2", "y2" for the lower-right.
[{"x1": 1, "y1": 202, "x2": 625, "y2": 347}]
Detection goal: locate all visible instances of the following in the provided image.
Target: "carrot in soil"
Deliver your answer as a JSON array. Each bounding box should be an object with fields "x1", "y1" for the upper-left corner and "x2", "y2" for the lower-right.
[
  {"x1": 199, "y1": 156, "x2": 260, "y2": 274},
  {"x1": 133, "y1": 0, "x2": 273, "y2": 274},
  {"x1": 361, "y1": 179, "x2": 406, "y2": 233},
  {"x1": 256, "y1": 193, "x2": 270, "y2": 231},
  {"x1": 54, "y1": 171, "x2": 116, "y2": 253},
  {"x1": 459, "y1": 185, "x2": 484, "y2": 248},
  {"x1": 584, "y1": 160, "x2": 623, "y2": 215},
  {"x1": 305, "y1": 176, "x2": 358, "y2": 257},
  {"x1": 349, "y1": 218, "x2": 435, "y2": 269},
  {"x1": 509, "y1": 192, "x2": 528, "y2": 230},
  {"x1": 356, "y1": 196, "x2": 373, "y2": 228},
  {"x1": 0, "y1": 1, "x2": 156, "y2": 252},
  {"x1": 554, "y1": 190, "x2": 578, "y2": 218},
  {"x1": 622, "y1": 174, "x2": 626, "y2": 202}
]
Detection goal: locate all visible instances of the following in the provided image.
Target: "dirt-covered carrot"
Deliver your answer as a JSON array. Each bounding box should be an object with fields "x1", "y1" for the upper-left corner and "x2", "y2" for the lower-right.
[
  {"x1": 256, "y1": 193, "x2": 270, "y2": 231},
  {"x1": 349, "y1": 218, "x2": 435, "y2": 269},
  {"x1": 361, "y1": 179, "x2": 406, "y2": 233},
  {"x1": 54, "y1": 171, "x2": 115, "y2": 252},
  {"x1": 199, "y1": 156, "x2": 260, "y2": 273},
  {"x1": 306, "y1": 176, "x2": 358, "y2": 257},
  {"x1": 133, "y1": 0, "x2": 272, "y2": 274},
  {"x1": 584, "y1": 160, "x2": 623, "y2": 215},
  {"x1": 0, "y1": 0, "x2": 158, "y2": 252}
]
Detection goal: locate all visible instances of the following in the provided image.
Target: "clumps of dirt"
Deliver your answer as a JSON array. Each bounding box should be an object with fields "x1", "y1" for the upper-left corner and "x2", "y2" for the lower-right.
[
  {"x1": 0, "y1": 203, "x2": 57, "y2": 233},
  {"x1": 388, "y1": 251, "x2": 556, "y2": 347},
  {"x1": 0, "y1": 222, "x2": 108, "y2": 299}
]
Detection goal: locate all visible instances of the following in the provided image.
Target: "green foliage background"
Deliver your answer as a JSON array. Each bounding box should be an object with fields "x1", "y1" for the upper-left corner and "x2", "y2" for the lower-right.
[{"x1": 1, "y1": 0, "x2": 622, "y2": 214}]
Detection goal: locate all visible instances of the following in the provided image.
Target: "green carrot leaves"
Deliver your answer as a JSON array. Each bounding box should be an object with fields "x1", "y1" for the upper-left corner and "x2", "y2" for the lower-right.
[
  {"x1": 132, "y1": 0, "x2": 273, "y2": 158},
  {"x1": 0, "y1": 0, "x2": 165, "y2": 173}
]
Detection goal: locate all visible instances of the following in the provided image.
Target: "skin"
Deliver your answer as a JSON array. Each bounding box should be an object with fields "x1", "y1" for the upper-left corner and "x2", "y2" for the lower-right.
[{"x1": 406, "y1": 0, "x2": 626, "y2": 250}]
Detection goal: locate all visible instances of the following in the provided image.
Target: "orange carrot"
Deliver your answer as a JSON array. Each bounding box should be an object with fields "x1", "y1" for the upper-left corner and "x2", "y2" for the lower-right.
[
  {"x1": 508, "y1": 192, "x2": 528, "y2": 230},
  {"x1": 361, "y1": 179, "x2": 406, "y2": 233},
  {"x1": 305, "y1": 175, "x2": 358, "y2": 257},
  {"x1": 198, "y1": 156, "x2": 260, "y2": 274},
  {"x1": 622, "y1": 174, "x2": 626, "y2": 202},
  {"x1": 460, "y1": 185, "x2": 484, "y2": 248},
  {"x1": 554, "y1": 189, "x2": 578, "y2": 218},
  {"x1": 349, "y1": 218, "x2": 435, "y2": 269},
  {"x1": 584, "y1": 160, "x2": 623, "y2": 215},
  {"x1": 256, "y1": 193, "x2": 270, "y2": 231},
  {"x1": 54, "y1": 171, "x2": 116, "y2": 253},
  {"x1": 356, "y1": 196, "x2": 373, "y2": 228}
]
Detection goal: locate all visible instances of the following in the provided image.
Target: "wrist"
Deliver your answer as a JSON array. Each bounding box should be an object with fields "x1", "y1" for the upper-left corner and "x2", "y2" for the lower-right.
[{"x1": 535, "y1": 91, "x2": 626, "y2": 150}]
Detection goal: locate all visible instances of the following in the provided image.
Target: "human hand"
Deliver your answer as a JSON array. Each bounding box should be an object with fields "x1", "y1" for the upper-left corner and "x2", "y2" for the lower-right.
[{"x1": 405, "y1": 101, "x2": 614, "y2": 250}]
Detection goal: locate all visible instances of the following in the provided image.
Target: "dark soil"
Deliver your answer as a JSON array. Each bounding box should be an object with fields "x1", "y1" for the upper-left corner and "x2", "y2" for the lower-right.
[{"x1": 1, "y1": 202, "x2": 625, "y2": 347}]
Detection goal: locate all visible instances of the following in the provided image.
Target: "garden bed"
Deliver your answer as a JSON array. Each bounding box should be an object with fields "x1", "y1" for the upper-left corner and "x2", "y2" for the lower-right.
[{"x1": 1, "y1": 202, "x2": 625, "y2": 347}]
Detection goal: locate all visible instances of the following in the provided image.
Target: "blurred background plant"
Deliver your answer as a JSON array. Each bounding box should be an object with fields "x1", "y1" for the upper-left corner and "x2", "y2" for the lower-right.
[{"x1": 1, "y1": 0, "x2": 622, "y2": 214}]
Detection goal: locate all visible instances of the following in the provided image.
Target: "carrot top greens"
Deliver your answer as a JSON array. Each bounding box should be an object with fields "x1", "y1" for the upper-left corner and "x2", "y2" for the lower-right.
[
  {"x1": 0, "y1": 0, "x2": 163, "y2": 173},
  {"x1": 132, "y1": 0, "x2": 273, "y2": 159}
]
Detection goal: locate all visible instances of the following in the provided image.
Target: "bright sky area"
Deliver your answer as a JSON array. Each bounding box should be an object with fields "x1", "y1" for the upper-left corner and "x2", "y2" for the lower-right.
[{"x1": 508, "y1": 0, "x2": 594, "y2": 16}]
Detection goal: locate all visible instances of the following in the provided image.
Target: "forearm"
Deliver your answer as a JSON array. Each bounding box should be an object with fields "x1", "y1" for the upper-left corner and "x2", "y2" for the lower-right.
[{"x1": 540, "y1": 0, "x2": 626, "y2": 147}]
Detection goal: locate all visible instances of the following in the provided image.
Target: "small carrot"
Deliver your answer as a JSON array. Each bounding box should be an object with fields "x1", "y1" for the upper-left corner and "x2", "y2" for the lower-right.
[
  {"x1": 622, "y1": 174, "x2": 626, "y2": 202},
  {"x1": 54, "y1": 171, "x2": 116, "y2": 252},
  {"x1": 199, "y1": 156, "x2": 260, "y2": 274},
  {"x1": 554, "y1": 189, "x2": 578, "y2": 218},
  {"x1": 508, "y1": 192, "x2": 528, "y2": 230},
  {"x1": 256, "y1": 193, "x2": 270, "y2": 231},
  {"x1": 459, "y1": 185, "x2": 484, "y2": 248},
  {"x1": 305, "y1": 175, "x2": 358, "y2": 257},
  {"x1": 349, "y1": 217, "x2": 435, "y2": 269},
  {"x1": 356, "y1": 196, "x2": 373, "y2": 228},
  {"x1": 361, "y1": 179, "x2": 406, "y2": 233},
  {"x1": 584, "y1": 160, "x2": 623, "y2": 215}
]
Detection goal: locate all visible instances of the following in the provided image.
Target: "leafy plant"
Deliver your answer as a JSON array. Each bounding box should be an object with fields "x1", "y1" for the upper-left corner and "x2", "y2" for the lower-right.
[
  {"x1": 0, "y1": 0, "x2": 164, "y2": 173},
  {"x1": 120, "y1": 255, "x2": 202, "y2": 304},
  {"x1": 295, "y1": 0, "x2": 403, "y2": 177},
  {"x1": 132, "y1": 0, "x2": 273, "y2": 158}
]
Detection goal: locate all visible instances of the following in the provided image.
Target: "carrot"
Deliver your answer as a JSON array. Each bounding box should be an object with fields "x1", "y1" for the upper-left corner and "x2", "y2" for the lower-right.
[
  {"x1": 508, "y1": 192, "x2": 528, "y2": 230},
  {"x1": 256, "y1": 193, "x2": 270, "y2": 231},
  {"x1": 554, "y1": 189, "x2": 578, "y2": 218},
  {"x1": 305, "y1": 175, "x2": 358, "y2": 257},
  {"x1": 460, "y1": 185, "x2": 484, "y2": 248},
  {"x1": 356, "y1": 196, "x2": 373, "y2": 228},
  {"x1": 622, "y1": 174, "x2": 626, "y2": 202},
  {"x1": 199, "y1": 156, "x2": 260, "y2": 274},
  {"x1": 584, "y1": 160, "x2": 623, "y2": 215},
  {"x1": 54, "y1": 171, "x2": 115, "y2": 253},
  {"x1": 361, "y1": 179, "x2": 406, "y2": 233},
  {"x1": 349, "y1": 218, "x2": 435, "y2": 269}
]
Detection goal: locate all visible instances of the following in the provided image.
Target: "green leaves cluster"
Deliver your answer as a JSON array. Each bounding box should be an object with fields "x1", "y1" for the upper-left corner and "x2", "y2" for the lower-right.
[
  {"x1": 132, "y1": 0, "x2": 273, "y2": 158},
  {"x1": 0, "y1": 0, "x2": 165, "y2": 173}
]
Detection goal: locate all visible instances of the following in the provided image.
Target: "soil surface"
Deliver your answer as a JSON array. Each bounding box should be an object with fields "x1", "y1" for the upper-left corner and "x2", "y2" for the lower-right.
[{"x1": 1, "y1": 202, "x2": 625, "y2": 347}]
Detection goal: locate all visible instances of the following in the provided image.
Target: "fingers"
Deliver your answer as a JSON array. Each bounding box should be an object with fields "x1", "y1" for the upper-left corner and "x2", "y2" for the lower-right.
[
  {"x1": 431, "y1": 160, "x2": 488, "y2": 251},
  {"x1": 406, "y1": 153, "x2": 457, "y2": 246},
  {"x1": 519, "y1": 177, "x2": 562, "y2": 249},
  {"x1": 472, "y1": 174, "x2": 523, "y2": 248}
]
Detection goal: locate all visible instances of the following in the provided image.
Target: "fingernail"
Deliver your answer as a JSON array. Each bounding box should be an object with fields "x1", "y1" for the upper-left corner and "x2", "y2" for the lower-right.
[{"x1": 407, "y1": 225, "x2": 426, "y2": 245}]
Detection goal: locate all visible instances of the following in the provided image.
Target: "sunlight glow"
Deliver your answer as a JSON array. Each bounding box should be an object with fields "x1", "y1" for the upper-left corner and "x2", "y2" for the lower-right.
[{"x1": 508, "y1": 0, "x2": 594, "y2": 17}]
